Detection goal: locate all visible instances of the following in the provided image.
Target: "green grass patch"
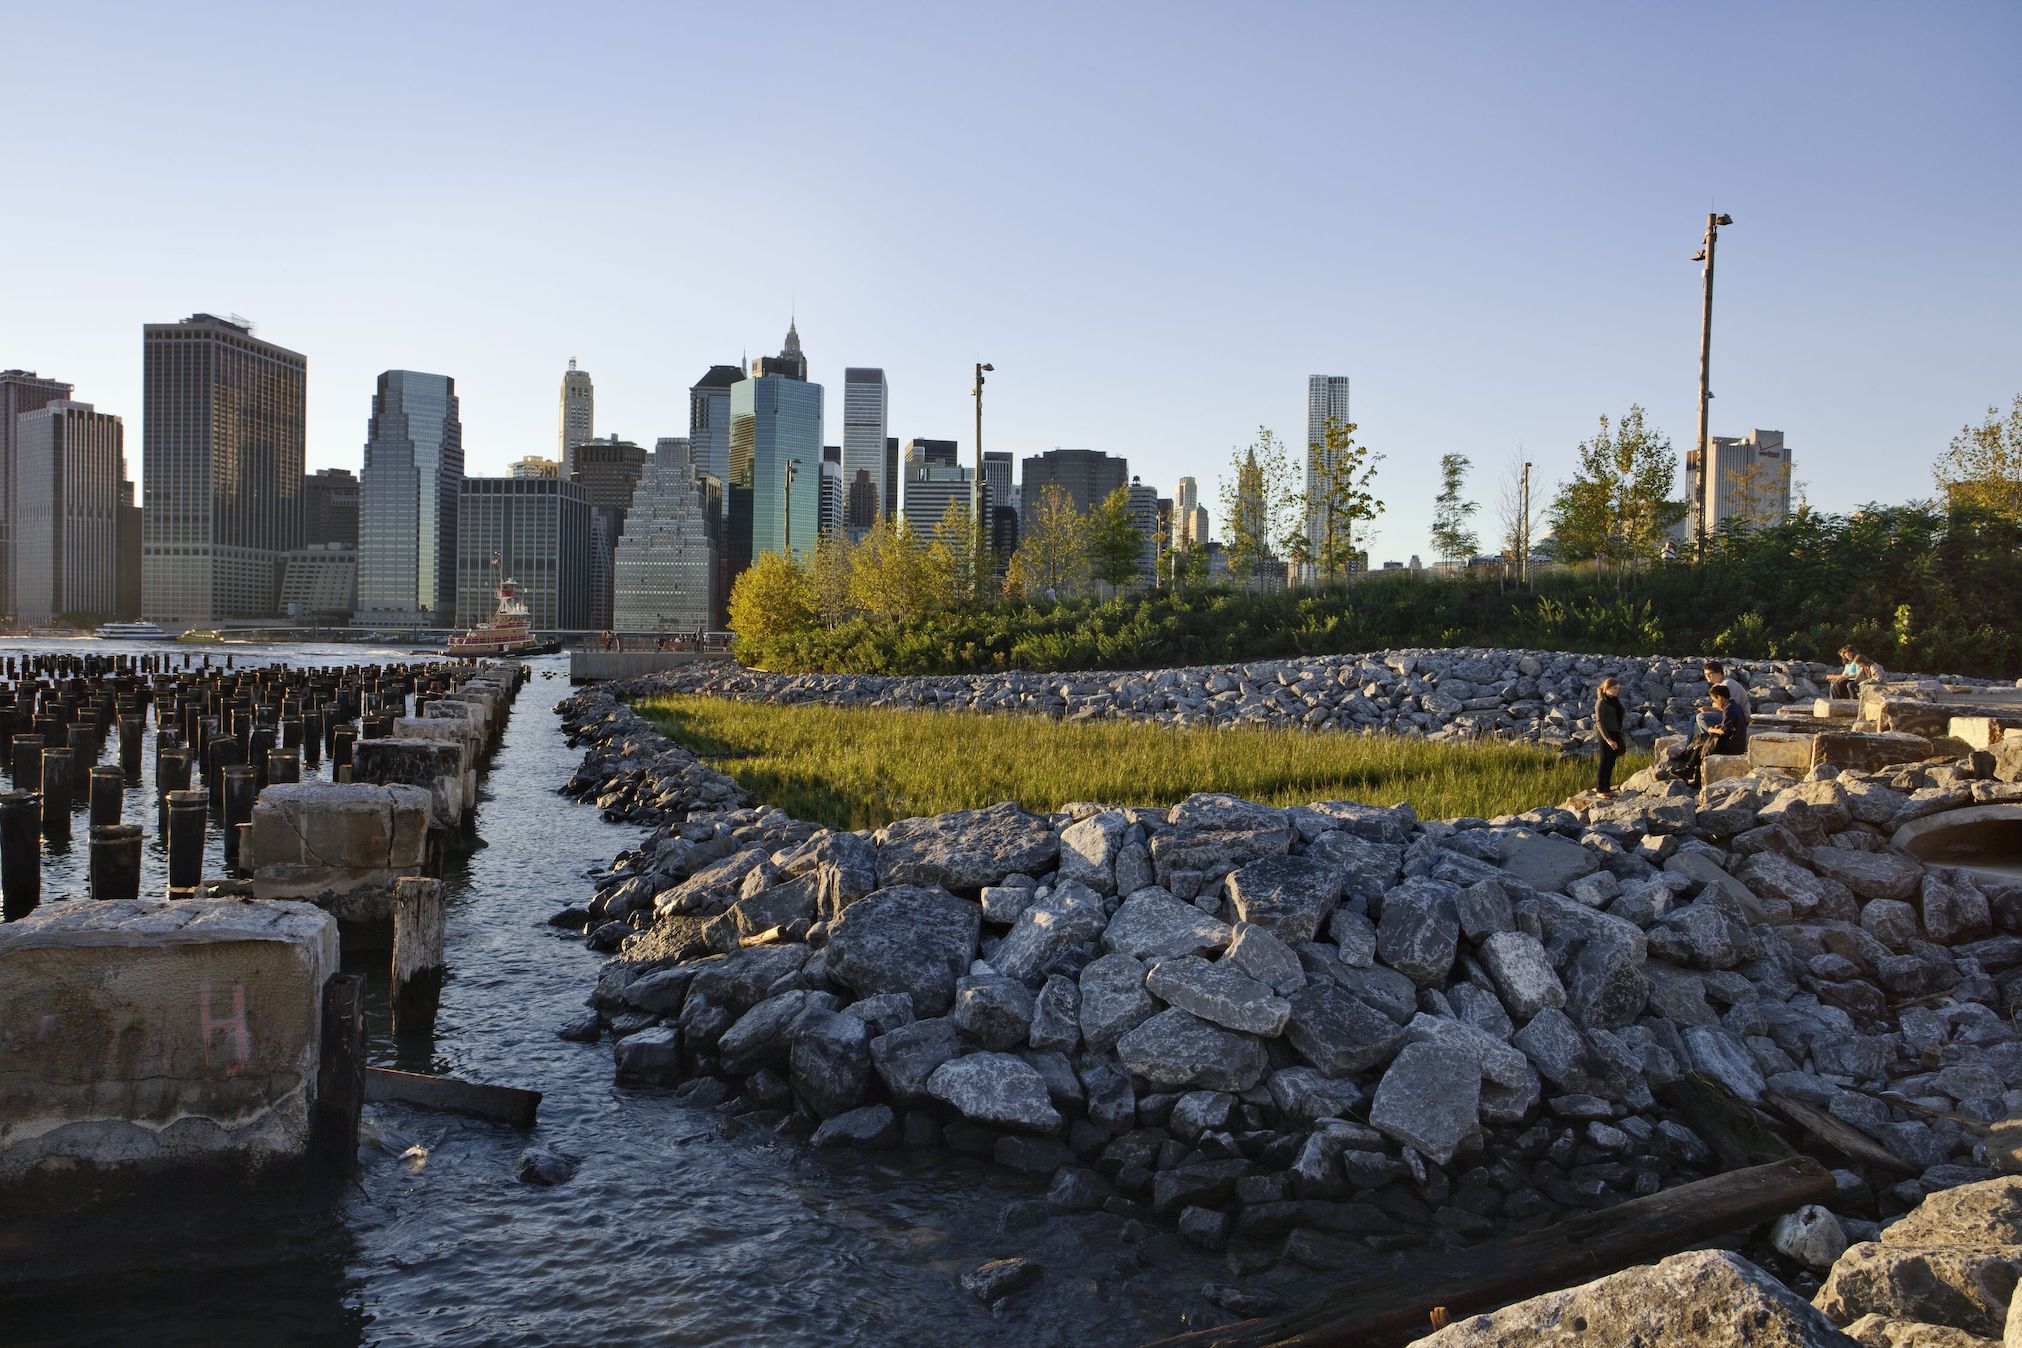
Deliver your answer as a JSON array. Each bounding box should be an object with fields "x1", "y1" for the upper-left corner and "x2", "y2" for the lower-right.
[{"x1": 637, "y1": 694, "x2": 1637, "y2": 831}]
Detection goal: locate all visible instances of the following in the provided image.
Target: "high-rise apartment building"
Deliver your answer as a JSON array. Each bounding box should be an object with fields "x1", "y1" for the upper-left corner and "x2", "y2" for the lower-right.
[
  {"x1": 559, "y1": 358, "x2": 593, "y2": 474},
  {"x1": 357, "y1": 370, "x2": 462, "y2": 623},
  {"x1": 613, "y1": 440, "x2": 716, "y2": 633},
  {"x1": 1020, "y1": 448, "x2": 1128, "y2": 516},
  {"x1": 688, "y1": 365, "x2": 744, "y2": 487},
  {"x1": 1126, "y1": 478, "x2": 1162, "y2": 585},
  {"x1": 1305, "y1": 374, "x2": 1352, "y2": 565},
  {"x1": 903, "y1": 443, "x2": 971, "y2": 535},
  {"x1": 1, "y1": 369, "x2": 75, "y2": 616},
  {"x1": 142, "y1": 313, "x2": 306, "y2": 623},
  {"x1": 841, "y1": 368, "x2": 888, "y2": 534},
  {"x1": 303, "y1": 467, "x2": 359, "y2": 548},
  {"x1": 729, "y1": 323, "x2": 823, "y2": 569},
  {"x1": 12, "y1": 401, "x2": 129, "y2": 623},
  {"x1": 455, "y1": 476, "x2": 591, "y2": 631},
  {"x1": 1689, "y1": 428, "x2": 1793, "y2": 532}
]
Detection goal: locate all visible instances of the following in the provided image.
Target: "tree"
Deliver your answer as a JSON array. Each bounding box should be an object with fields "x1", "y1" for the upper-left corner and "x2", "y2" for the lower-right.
[
  {"x1": 1428, "y1": 452, "x2": 1479, "y2": 566},
  {"x1": 1088, "y1": 485, "x2": 1147, "y2": 592},
  {"x1": 929, "y1": 500, "x2": 978, "y2": 605},
  {"x1": 850, "y1": 514, "x2": 936, "y2": 621},
  {"x1": 1492, "y1": 451, "x2": 1543, "y2": 583},
  {"x1": 1220, "y1": 428, "x2": 1296, "y2": 587},
  {"x1": 1304, "y1": 417, "x2": 1384, "y2": 581},
  {"x1": 1935, "y1": 395, "x2": 2022, "y2": 518},
  {"x1": 1546, "y1": 405, "x2": 1687, "y2": 581},
  {"x1": 1003, "y1": 482, "x2": 1088, "y2": 600},
  {"x1": 727, "y1": 550, "x2": 815, "y2": 646},
  {"x1": 809, "y1": 530, "x2": 858, "y2": 628}
]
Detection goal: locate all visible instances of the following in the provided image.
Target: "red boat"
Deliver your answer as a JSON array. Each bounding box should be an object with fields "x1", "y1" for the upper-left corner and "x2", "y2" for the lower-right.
[{"x1": 443, "y1": 561, "x2": 558, "y2": 658}]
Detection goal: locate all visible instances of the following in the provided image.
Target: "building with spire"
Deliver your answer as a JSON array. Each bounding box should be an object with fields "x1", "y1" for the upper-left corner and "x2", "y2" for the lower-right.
[
  {"x1": 728, "y1": 320, "x2": 823, "y2": 572},
  {"x1": 559, "y1": 358, "x2": 594, "y2": 474}
]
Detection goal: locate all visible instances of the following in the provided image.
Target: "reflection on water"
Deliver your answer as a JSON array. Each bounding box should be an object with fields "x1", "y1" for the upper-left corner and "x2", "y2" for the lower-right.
[{"x1": 2, "y1": 642, "x2": 1299, "y2": 1347}]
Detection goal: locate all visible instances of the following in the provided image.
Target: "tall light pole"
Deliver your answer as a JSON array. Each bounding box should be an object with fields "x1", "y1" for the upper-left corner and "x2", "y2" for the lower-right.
[
  {"x1": 1519, "y1": 460, "x2": 1532, "y2": 588},
  {"x1": 972, "y1": 362, "x2": 994, "y2": 598},
  {"x1": 1692, "y1": 212, "x2": 1733, "y2": 563},
  {"x1": 784, "y1": 457, "x2": 802, "y2": 561}
]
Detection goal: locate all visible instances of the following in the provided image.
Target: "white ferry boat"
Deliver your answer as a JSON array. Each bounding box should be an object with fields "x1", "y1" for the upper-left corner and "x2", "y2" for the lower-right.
[{"x1": 95, "y1": 621, "x2": 174, "y2": 641}]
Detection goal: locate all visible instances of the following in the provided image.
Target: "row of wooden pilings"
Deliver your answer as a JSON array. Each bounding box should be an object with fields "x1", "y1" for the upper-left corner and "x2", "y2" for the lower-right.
[{"x1": 0, "y1": 651, "x2": 529, "y2": 923}]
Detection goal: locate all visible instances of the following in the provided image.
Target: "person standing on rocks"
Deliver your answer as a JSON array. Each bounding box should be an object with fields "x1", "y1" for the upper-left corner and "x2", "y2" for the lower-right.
[{"x1": 1595, "y1": 676, "x2": 1626, "y2": 797}]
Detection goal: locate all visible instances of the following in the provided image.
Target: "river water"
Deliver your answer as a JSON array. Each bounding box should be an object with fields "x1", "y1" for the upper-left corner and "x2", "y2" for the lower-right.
[{"x1": 2, "y1": 641, "x2": 1305, "y2": 1347}]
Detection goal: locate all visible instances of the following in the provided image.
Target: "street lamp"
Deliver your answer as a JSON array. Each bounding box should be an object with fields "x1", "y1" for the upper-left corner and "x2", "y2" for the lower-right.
[
  {"x1": 972, "y1": 362, "x2": 994, "y2": 597},
  {"x1": 1692, "y1": 212, "x2": 1734, "y2": 563},
  {"x1": 784, "y1": 458, "x2": 803, "y2": 560}
]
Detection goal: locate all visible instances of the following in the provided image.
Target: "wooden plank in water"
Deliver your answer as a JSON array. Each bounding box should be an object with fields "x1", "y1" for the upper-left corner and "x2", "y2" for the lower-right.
[
  {"x1": 1144, "y1": 1157, "x2": 1834, "y2": 1348},
  {"x1": 364, "y1": 1066, "x2": 540, "y2": 1129}
]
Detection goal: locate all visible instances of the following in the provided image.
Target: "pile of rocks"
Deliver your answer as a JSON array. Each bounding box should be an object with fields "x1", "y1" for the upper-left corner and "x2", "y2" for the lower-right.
[
  {"x1": 555, "y1": 678, "x2": 2022, "y2": 1294},
  {"x1": 616, "y1": 647, "x2": 2000, "y2": 748}
]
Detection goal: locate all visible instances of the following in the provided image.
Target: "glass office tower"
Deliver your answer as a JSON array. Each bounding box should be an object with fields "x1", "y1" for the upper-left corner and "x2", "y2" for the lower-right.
[{"x1": 358, "y1": 370, "x2": 462, "y2": 621}]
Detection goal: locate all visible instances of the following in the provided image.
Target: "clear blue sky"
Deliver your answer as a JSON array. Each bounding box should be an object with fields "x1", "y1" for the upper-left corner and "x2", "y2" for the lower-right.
[{"x1": 4, "y1": 1, "x2": 2017, "y2": 561}]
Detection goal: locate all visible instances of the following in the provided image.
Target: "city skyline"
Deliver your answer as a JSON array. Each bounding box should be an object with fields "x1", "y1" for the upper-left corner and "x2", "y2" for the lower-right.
[{"x1": 4, "y1": 4, "x2": 2018, "y2": 560}]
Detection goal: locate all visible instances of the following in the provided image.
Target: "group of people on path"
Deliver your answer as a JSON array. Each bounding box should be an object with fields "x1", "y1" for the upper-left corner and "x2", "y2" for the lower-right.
[{"x1": 1592, "y1": 660, "x2": 1752, "y2": 796}]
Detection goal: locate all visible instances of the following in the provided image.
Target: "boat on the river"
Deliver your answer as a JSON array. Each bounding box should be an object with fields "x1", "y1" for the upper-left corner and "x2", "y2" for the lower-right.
[
  {"x1": 443, "y1": 564, "x2": 558, "y2": 658},
  {"x1": 176, "y1": 628, "x2": 245, "y2": 644},
  {"x1": 95, "y1": 621, "x2": 173, "y2": 640}
]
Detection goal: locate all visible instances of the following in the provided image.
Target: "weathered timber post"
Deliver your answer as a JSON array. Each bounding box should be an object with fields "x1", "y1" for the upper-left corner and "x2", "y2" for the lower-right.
[
  {"x1": 88, "y1": 766, "x2": 122, "y2": 828},
  {"x1": 222, "y1": 766, "x2": 257, "y2": 870},
  {"x1": 88, "y1": 823, "x2": 142, "y2": 902},
  {"x1": 40, "y1": 748, "x2": 71, "y2": 838},
  {"x1": 166, "y1": 789, "x2": 207, "y2": 893},
  {"x1": 314, "y1": 973, "x2": 366, "y2": 1172},
  {"x1": 1, "y1": 791, "x2": 40, "y2": 920},
  {"x1": 9, "y1": 733, "x2": 40, "y2": 789},
  {"x1": 390, "y1": 876, "x2": 447, "y2": 1032}
]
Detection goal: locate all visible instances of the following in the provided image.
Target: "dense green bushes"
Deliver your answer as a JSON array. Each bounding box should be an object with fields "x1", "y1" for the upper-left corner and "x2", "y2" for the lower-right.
[{"x1": 736, "y1": 505, "x2": 2022, "y2": 678}]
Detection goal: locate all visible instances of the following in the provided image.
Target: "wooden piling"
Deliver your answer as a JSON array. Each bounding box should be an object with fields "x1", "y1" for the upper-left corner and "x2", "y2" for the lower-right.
[
  {"x1": 313, "y1": 973, "x2": 366, "y2": 1172},
  {"x1": 88, "y1": 765, "x2": 123, "y2": 828},
  {"x1": 88, "y1": 823, "x2": 143, "y2": 902},
  {"x1": 166, "y1": 789, "x2": 207, "y2": 893},
  {"x1": 391, "y1": 876, "x2": 447, "y2": 1030},
  {"x1": 1, "y1": 790, "x2": 40, "y2": 921}
]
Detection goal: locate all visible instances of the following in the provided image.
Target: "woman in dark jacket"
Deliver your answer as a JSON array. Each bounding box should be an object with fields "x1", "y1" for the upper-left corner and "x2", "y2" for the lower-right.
[{"x1": 1595, "y1": 677, "x2": 1626, "y2": 796}]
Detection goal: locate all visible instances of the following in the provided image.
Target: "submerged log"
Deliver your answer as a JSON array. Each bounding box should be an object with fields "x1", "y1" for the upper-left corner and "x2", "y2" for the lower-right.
[
  {"x1": 364, "y1": 1067, "x2": 541, "y2": 1128},
  {"x1": 1145, "y1": 1157, "x2": 1834, "y2": 1348}
]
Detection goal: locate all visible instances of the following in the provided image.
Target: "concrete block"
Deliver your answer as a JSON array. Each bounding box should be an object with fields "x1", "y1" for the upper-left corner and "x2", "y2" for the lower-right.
[
  {"x1": 1950, "y1": 716, "x2": 2022, "y2": 752},
  {"x1": 1747, "y1": 733, "x2": 1816, "y2": 774},
  {"x1": 1812, "y1": 699, "x2": 1858, "y2": 719},
  {"x1": 352, "y1": 738, "x2": 466, "y2": 832},
  {"x1": 0, "y1": 898, "x2": 337, "y2": 1186},
  {"x1": 247, "y1": 782, "x2": 431, "y2": 922},
  {"x1": 1703, "y1": 754, "x2": 1751, "y2": 785},
  {"x1": 1810, "y1": 730, "x2": 1934, "y2": 772}
]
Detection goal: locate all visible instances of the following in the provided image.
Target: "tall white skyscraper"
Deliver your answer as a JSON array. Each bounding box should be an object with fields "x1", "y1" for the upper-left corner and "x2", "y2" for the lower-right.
[
  {"x1": 559, "y1": 358, "x2": 593, "y2": 474},
  {"x1": 12, "y1": 400, "x2": 129, "y2": 623},
  {"x1": 1305, "y1": 374, "x2": 1352, "y2": 566},
  {"x1": 613, "y1": 439, "x2": 715, "y2": 633},
  {"x1": 1174, "y1": 476, "x2": 1199, "y2": 546},
  {"x1": 841, "y1": 367, "x2": 888, "y2": 535}
]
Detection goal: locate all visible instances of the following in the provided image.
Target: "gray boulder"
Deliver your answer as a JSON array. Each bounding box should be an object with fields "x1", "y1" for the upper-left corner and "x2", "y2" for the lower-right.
[
  {"x1": 1145, "y1": 955, "x2": 1292, "y2": 1036},
  {"x1": 1027, "y1": 974, "x2": 1081, "y2": 1052},
  {"x1": 1478, "y1": 930, "x2": 1567, "y2": 1020},
  {"x1": 1283, "y1": 981, "x2": 1407, "y2": 1077},
  {"x1": 1116, "y1": 1007, "x2": 1269, "y2": 1091},
  {"x1": 876, "y1": 802, "x2": 1060, "y2": 891},
  {"x1": 1102, "y1": 888, "x2": 1232, "y2": 962},
  {"x1": 613, "y1": 1024, "x2": 682, "y2": 1083},
  {"x1": 1368, "y1": 1041, "x2": 1481, "y2": 1164},
  {"x1": 992, "y1": 878, "x2": 1108, "y2": 982},
  {"x1": 926, "y1": 1052, "x2": 1064, "y2": 1133},
  {"x1": 1227, "y1": 855, "x2": 1343, "y2": 944},
  {"x1": 824, "y1": 884, "x2": 981, "y2": 1015},
  {"x1": 1922, "y1": 867, "x2": 1992, "y2": 944},
  {"x1": 1810, "y1": 847, "x2": 1925, "y2": 903},
  {"x1": 1078, "y1": 952, "x2": 1158, "y2": 1051},
  {"x1": 870, "y1": 1016, "x2": 964, "y2": 1106},
  {"x1": 953, "y1": 974, "x2": 1036, "y2": 1050},
  {"x1": 789, "y1": 1009, "x2": 872, "y2": 1118},
  {"x1": 1416, "y1": 1250, "x2": 1854, "y2": 1347},
  {"x1": 1500, "y1": 831, "x2": 1600, "y2": 893},
  {"x1": 811, "y1": 1104, "x2": 900, "y2": 1148},
  {"x1": 1376, "y1": 877, "x2": 1461, "y2": 987},
  {"x1": 1057, "y1": 811, "x2": 1126, "y2": 895},
  {"x1": 1226, "y1": 921, "x2": 1306, "y2": 995}
]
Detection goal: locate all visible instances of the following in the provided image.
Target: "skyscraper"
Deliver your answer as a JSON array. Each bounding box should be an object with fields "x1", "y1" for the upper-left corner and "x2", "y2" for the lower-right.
[
  {"x1": 142, "y1": 313, "x2": 306, "y2": 623},
  {"x1": 12, "y1": 401, "x2": 129, "y2": 623},
  {"x1": 613, "y1": 439, "x2": 716, "y2": 633},
  {"x1": 510, "y1": 456, "x2": 559, "y2": 479},
  {"x1": 303, "y1": 467, "x2": 360, "y2": 548},
  {"x1": 729, "y1": 322, "x2": 823, "y2": 569},
  {"x1": 358, "y1": 370, "x2": 462, "y2": 622},
  {"x1": 1127, "y1": 478, "x2": 1162, "y2": 585},
  {"x1": 1020, "y1": 448, "x2": 1128, "y2": 516},
  {"x1": 688, "y1": 364, "x2": 744, "y2": 487},
  {"x1": 1174, "y1": 476, "x2": 1200, "y2": 546},
  {"x1": 820, "y1": 445, "x2": 844, "y2": 537},
  {"x1": 455, "y1": 476, "x2": 591, "y2": 631},
  {"x1": 1690, "y1": 428, "x2": 1793, "y2": 532},
  {"x1": 559, "y1": 358, "x2": 593, "y2": 474},
  {"x1": 1305, "y1": 374, "x2": 1352, "y2": 566},
  {"x1": 842, "y1": 367, "x2": 888, "y2": 533},
  {"x1": 903, "y1": 442, "x2": 970, "y2": 535},
  {"x1": 572, "y1": 434, "x2": 649, "y2": 629},
  {"x1": 1, "y1": 369, "x2": 74, "y2": 617},
  {"x1": 884, "y1": 437, "x2": 899, "y2": 520}
]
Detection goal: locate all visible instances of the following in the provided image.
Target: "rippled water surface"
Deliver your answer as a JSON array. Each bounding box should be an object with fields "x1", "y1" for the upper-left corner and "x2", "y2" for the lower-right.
[{"x1": 2, "y1": 641, "x2": 1304, "y2": 1347}]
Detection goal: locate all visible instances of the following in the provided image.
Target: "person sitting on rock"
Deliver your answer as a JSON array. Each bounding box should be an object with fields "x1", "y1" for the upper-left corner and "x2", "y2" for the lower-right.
[
  {"x1": 1594, "y1": 676, "x2": 1626, "y2": 798},
  {"x1": 1678, "y1": 684, "x2": 1749, "y2": 787},
  {"x1": 1828, "y1": 645, "x2": 1861, "y2": 699},
  {"x1": 1700, "y1": 660, "x2": 1751, "y2": 729}
]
